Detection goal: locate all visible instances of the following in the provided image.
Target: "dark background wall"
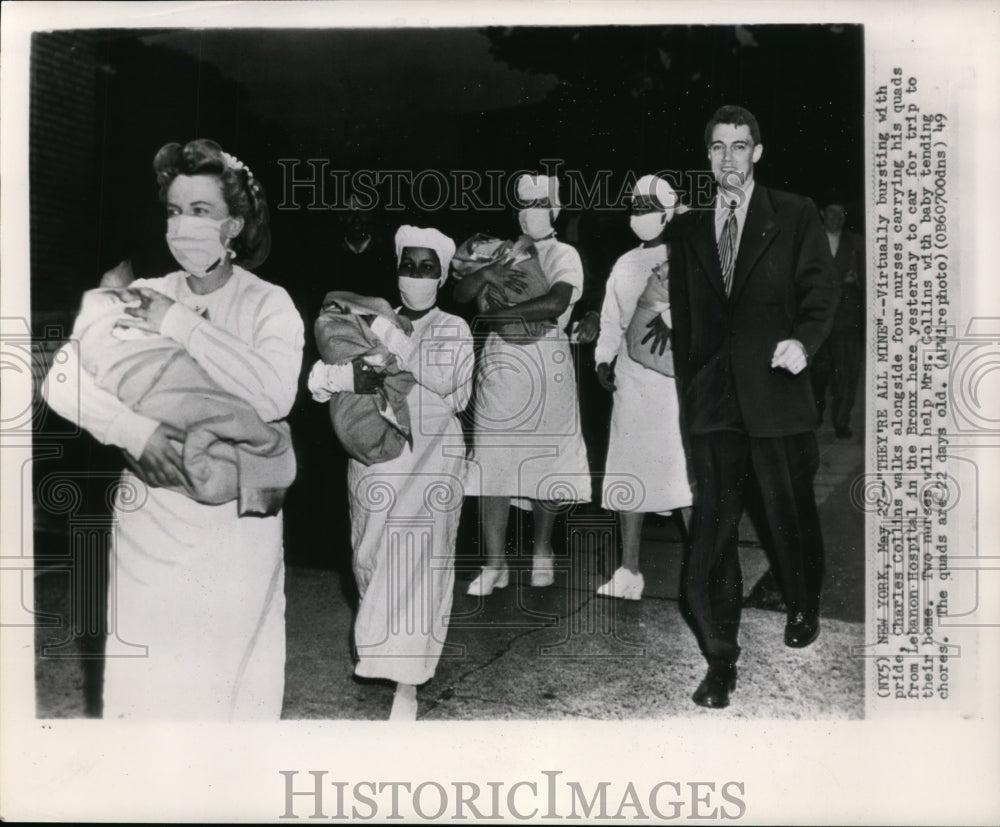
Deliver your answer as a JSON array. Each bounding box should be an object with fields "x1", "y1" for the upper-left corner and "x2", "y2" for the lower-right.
[
  {"x1": 30, "y1": 24, "x2": 864, "y2": 332},
  {"x1": 29, "y1": 31, "x2": 101, "y2": 332}
]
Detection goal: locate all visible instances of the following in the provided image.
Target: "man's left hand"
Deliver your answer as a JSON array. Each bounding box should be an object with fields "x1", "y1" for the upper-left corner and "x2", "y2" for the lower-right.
[{"x1": 771, "y1": 339, "x2": 808, "y2": 374}]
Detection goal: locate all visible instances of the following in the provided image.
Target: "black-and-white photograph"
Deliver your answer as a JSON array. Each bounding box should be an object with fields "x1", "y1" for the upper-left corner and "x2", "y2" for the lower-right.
[
  {"x1": 27, "y1": 21, "x2": 865, "y2": 723},
  {"x1": 2, "y1": 2, "x2": 998, "y2": 824}
]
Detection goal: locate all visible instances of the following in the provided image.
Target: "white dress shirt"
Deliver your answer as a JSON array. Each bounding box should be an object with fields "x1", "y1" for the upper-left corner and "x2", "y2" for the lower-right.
[{"x1": 826, "y1": 230, "x2": 841, "y2": 257}]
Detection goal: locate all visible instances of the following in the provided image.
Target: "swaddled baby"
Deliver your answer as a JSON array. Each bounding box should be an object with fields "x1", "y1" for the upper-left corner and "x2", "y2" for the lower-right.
[
  {"x1": 312, "y1": 291, "x2": 417, "y2": 466},
  {"x1": 73, "y1": 288, "x2": 295, "y2": 515},
  {"x1": 451, "y1": 234, "x2": 555, "y2": 343}
]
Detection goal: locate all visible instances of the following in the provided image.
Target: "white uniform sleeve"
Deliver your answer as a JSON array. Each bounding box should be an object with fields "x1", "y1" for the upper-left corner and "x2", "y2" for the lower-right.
[
  {"x1": 372, "y1": 314, "x2": 474, "y2": 413},
  {"x1": 655, "y1": 256, "x2": 673, "y2": 328},
  {"x1": 369, "y1": 316, "x2": 416, "y2": 366},
  {"x1": 548, "y1": 244, "x2": 584, "y2": 305},
  {"x1": 160, "y1": 287, "x2": 303, "y2": 421},
  {"x1": 414, "y1": 318, "x2": 475, "y2": 412},
  {"x1": 594, "y1": 264, "x2": 623, "y2": 366},
  {"x1": 43, "y1": 342, "x2": 159, "y2": 460}
]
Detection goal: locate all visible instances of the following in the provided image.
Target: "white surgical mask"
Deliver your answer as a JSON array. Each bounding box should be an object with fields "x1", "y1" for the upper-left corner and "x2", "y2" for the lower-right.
[
  {"x1": 398, "y1": 277, "x2": 439, "y2": 311},
  {"x1": 629, "y1": 212, "x2": 668, "y2": 242},
  {"x1": 518, "y1": 208, "x2": 554, "y2": 240},
  {"x1": 166, "y1": 215, "x2": 231, "y2": 277}
]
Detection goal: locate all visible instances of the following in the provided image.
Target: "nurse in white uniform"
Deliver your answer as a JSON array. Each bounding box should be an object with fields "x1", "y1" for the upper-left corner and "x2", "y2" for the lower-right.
[
  {"x1": 456, "y1": 174, "x2": 592, "y2": 596},
  {"x1": 44, "y1": 139, "x2": 304, "y2": 719},
  {"x1": 308, "y1": 226, "x2": 474, "y2": 720},
  {"x1": 594, "y1": 175, "x2": 693, "y2": 600}
]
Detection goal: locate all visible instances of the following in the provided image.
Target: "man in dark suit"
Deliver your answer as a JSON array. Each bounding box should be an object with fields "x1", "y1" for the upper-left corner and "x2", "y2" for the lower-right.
[
  {"x1": 666, "y1": 105, "x2": 840, "y2": 708},
  {"x1": 810, "y1": 196, "x2": 866, "y2": 438}
]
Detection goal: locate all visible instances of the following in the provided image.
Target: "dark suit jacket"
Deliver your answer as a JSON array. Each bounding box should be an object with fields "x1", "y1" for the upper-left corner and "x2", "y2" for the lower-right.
[
  {"x1": 668, "y1": 184, "x2": 840, "y2": 437},
  {"x1": 829, "y1": 229, "x2": 865, "y2": 334}
]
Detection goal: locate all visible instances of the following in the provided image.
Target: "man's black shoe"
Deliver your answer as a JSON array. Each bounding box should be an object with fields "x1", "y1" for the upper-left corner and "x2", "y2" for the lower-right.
[
  {"x1": 692, "y1": 664, "x2": 737, "y2": 708},
  {"x1": 784, "y1": 611, "x2": 820, "y2": 648}
]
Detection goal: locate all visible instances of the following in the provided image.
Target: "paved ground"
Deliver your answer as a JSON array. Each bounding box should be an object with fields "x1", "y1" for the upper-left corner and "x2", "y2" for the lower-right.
[{"x1": 33, "y1": 393, "x2": 866, "y2": 720}]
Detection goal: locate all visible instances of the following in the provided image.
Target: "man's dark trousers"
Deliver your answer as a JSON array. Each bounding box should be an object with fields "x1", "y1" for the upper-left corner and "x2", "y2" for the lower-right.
[{"x1": 682, "y1": 430, "x2": 825, "y2": 666}]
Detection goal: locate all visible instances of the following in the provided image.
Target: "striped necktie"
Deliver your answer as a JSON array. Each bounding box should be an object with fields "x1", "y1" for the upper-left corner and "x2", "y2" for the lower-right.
[{"x1": 718, "y1": 202, "x2": 737, "y2": 296}]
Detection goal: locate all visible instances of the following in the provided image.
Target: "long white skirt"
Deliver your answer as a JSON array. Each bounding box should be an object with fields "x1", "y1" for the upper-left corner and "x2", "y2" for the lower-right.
[
  {"x1": 602, "y1": 348, "x2": 693, "y2": 514},
  {"x1": 102, "y1": 472, "x2": 285, "y2": 720},
  {"x1": 347, "y1": 397, "x2": 466, "y2": 686}
]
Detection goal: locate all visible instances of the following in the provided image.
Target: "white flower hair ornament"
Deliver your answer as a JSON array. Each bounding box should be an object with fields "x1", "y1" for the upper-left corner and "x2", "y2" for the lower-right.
[
  {"x1": 222, "y1": 151, "x2": 253, "y2": 181},
  {"x1": 221, "y1": 150, "x2": 261, "y2": 204}
]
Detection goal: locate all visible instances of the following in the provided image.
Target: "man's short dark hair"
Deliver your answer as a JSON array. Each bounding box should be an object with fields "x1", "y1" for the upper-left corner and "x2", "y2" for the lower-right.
[{"x1": 704, "y1": 105, "x2": 761, "y2": 147}]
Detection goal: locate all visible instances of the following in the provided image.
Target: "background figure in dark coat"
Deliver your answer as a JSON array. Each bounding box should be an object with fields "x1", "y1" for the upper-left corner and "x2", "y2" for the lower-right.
[
  {"x1": 810, "y1": 197, "x2": 866, "y2": 438},
  {"x1": 665, "y1": 105, "x2": 840, "y2": 708},
  {"x1": 325, "y1": 195, "x2": 399, "y2": 309},
  {"x1": 562, "y1": 209, "x2": 614, "y2": 500},
  {"x1": 283, "y1": 194, "x2": 398, "y2": 574}
]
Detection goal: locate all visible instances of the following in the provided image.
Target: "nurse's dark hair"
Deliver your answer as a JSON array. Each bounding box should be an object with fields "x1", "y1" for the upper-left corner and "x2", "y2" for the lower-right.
[
  {"x1": 153, "y1": 139, "x2": 271, "y2": 269},
  {"x1": 703, "y1": 105, "x2": 761, "y2": 147}
]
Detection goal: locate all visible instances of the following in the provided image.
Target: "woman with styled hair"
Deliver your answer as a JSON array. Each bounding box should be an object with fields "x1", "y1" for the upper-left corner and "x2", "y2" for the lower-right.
[{"x1": 44, "y1": 139, "x2": 304, "y2": 719}]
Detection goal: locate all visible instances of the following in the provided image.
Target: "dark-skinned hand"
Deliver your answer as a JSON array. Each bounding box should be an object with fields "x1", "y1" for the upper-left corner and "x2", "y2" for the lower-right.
[
  {"x1": 487, "y1": 265, "x2": 527, "y2": 296},
  {"x1": 641, "y1": 315, "x2": 671, "y2": 357},
  {"x1": 575, "y1": 312, "x2": 601, "y2": 344},
  {"x1": 596, "y1": 361, "x2": 617, "y2": 392},
  {"x1": 352, "y1": 357, "x2": 386, "y2": 394}
]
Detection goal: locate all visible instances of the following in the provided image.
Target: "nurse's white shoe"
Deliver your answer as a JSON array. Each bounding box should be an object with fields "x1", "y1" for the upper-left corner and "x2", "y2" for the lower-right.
[
  {"x1": 530, "y1": 555, "x2": 555, "y2": 588},
  {"x1": 596, "y1": 567, "x2": 644, "y2": 600},
  {"x1": 467, "y1": 566, "x2": 509, "y2": 596}
]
